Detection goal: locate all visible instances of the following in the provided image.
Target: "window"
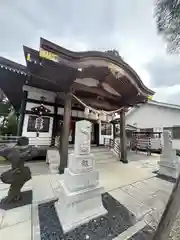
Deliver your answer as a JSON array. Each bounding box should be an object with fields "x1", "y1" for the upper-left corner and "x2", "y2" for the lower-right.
[
  {"x1": 101, "y1": 123, "x2": 112, "y2": 135},
  {"x1": 172, "y1": 126, "x2": 180, "y2": 139}
]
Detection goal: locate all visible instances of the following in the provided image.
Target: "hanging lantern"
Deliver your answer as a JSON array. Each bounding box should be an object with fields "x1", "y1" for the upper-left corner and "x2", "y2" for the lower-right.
[
  {"x1": 94, "y1": 112, "x2": 98, "y2": 120},
  {"x1": 89, "y1": 111, "x2": 97, "y2": 120},
  {"x1": 107, "y1": 115, "x2": 113, "y2": 122},
  {"x1": 99, "y1": 111, "x2": 106, "y2": 121},
  {"x1": 97, "y1": 118, "x2": 101, "y2": 124},
  {"x1": 84, "y1": 107, "x2": 90, "y2": 117}
]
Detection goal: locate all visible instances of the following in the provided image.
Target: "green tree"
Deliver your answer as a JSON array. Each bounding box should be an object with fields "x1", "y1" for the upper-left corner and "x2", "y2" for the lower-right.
[
  {"x1": 2, "y1": 110, "x2": 17, "y2": 135},
  {"x1": 0, "y1": 89, "x2": 17, "y2": 135},
  {"x1": 155, "y1": 0, "x2": 180, "y2": 53}
]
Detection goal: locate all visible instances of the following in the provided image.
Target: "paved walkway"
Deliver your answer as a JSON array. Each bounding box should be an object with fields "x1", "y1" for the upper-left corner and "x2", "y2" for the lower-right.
[{"x1": 0, "y1": 153, "x2": 176, "y2": 239}]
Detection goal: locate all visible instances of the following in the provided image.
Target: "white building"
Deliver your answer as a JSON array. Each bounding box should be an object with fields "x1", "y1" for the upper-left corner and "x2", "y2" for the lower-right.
[{"x1": 126, "y1": 100, "x2": 180, "y2": 149}]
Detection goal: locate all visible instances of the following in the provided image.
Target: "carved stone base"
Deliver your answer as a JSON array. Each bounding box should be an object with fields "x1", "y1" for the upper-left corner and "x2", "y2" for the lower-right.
[
  {"x1": 55, "y1": 180, "x2": 107, "y2": 233},
  {"x1": 46, "y1": 149, "x2": 60, "y2": 174},
  {"x1": 68, "y1": 153, "x2": 95, "y2": 174},
  {"x1": 64, "y1": 168, "x2": 99, "y2": 192}
]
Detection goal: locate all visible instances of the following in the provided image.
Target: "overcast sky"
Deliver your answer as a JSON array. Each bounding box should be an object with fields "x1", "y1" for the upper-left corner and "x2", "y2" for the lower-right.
[{"x1": 0, "y1": 0, "x2": 180, "y2": 104}]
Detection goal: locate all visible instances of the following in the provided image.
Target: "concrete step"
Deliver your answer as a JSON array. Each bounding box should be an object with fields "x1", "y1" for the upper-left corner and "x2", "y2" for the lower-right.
[
  {"x1": 68, "y1": 150, "x2": 112, "y2": 154},
  {"x1": 94, "y1": 155, "x2": 116, "y2": 161},
  {"x1": 95, "y1": 159, "x2": 117, "y2": 164},
  {"x1": 68, "y1": 147, "x2": 117, "y2": 163},
  {"x1": 92, "y1": 151, "x2": 113, "y2": 155}
]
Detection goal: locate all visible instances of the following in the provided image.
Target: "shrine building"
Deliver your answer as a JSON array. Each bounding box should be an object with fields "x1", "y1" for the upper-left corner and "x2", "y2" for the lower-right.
[{"x1": 0, "y1": 38, "x2": 154, "y2": 171}]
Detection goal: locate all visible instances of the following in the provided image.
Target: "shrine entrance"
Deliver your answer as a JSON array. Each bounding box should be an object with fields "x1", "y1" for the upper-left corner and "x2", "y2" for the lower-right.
[
  {"x1": 57, "y1": 119, "x2": 99, "y2": 146},
  {"x1": 0, "y1": 37, "x2": 154, "y2": 174}
]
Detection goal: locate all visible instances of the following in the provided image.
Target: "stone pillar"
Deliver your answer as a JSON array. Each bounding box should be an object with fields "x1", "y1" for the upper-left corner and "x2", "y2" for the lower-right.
[
  {"x1": 59, "y1": 91, "x2": 72, "y2": 174},
  {"x1": 55, "y1": 120, "x2": 107, "y2": 233},
  {"x1": 158, "y1": 131, "x2": 180, "y2": 179},
  {"x1": 120, "y1": 109, "x2": 128, "y2": 163},
  {"x1": 16, "y1": 91, "x2": 28, "y2": 136}
]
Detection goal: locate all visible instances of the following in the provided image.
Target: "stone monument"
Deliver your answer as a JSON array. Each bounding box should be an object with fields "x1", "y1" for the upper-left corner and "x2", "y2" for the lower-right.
[
  {"x1": 158, "y1": 130, "x2": 180, "y2": 179},
  {"x1": 55, "y1": 120, "x2": 107, "y2": 232}
]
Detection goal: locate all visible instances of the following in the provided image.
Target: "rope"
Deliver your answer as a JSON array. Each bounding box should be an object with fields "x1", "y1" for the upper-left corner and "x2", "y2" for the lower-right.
[{"x1": 72, "y1": 94, "x2": 123, "y2": 116}]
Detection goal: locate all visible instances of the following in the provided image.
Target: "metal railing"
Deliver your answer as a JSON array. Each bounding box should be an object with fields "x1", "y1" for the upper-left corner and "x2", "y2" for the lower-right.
[
  {"x1": 130, "y1": 136, "x2": 162, "y2": 155},
  {"x1": 0, "y1": 135, "x2": 52, "y2": 147},
  {"x1": 104, "y1": 137, "x2": 121, "y2": 159}
]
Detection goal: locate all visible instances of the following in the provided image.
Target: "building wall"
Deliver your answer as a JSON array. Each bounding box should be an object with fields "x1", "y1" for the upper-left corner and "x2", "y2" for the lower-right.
[
  {"x1": 126, "y1": 104, "x2": 180, "y2": 149},
  {"x1": 23, "y1": 85, "x2": 56, "y2": 102},
  {"x1": 22, "y1": 86, "x2": 55, "y2": 145},
  {"x1": 21, "y1": 86, "x2": 113, "y2": 146}
]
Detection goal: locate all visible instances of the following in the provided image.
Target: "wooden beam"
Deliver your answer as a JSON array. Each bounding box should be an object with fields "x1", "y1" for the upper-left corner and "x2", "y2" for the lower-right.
[
  {"x1": 73, "y1": 82, "x2": 121, "y2": 102},
  {"x1": 79, "y1": 97, "x2": 120, "y2": 111},
  {"x1": 153, "y1": 173, "x2": 180, "y2": 240}
]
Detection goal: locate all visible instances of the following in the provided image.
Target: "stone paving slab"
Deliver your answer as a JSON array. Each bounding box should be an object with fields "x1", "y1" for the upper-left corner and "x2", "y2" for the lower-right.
[
  {"x1": 132, "y1": 180, "x2": 158, "y2": 195},
  {"x1": 143, "y1": 177, "x2": 173, "y2": 193},
  {"x1": 109, "y1": 188, "x2": 152, "y2": 220},
  {"x1": 121, "y1": 185, "x2": 153, "y2": 203},
  {"x1": 32, "y1": 175, "x2": 57, "y2": 204},
  {"x1": 0, "y1": 220, "x2": 31, "y2": 240},
  {"x1": 1, "y1": 204, "x2": 31, "y2": 228},
  {"x1": 0, "y1": 209, "x2": 5, "y2": 228},
  {"x1": 0, "y1": 154, "x2": 174, "y2": 240},
  {"x1": 0, "y1": 188, "x2": 9, "y2": 200},
  {"x1": 143, "y1": 208, "x2": 164, "y2": 229},
  {"x1": 0, "y1": 183, "x2": 9, "y2": 191}
]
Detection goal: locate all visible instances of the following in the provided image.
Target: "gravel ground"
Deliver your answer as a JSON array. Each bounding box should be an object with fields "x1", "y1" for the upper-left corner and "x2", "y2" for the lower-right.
[{"x1": 168, "y1": 213, "x2": 180, "y2": 240}]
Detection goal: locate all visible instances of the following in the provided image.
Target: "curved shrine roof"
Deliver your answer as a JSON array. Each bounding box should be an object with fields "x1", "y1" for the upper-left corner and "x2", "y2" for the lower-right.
[{"x1": 0, "y1": 38, "x2": 154, "y2": 112}]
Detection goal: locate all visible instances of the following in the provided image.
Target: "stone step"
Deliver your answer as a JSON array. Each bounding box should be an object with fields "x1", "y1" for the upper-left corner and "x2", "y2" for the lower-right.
[
  {"x1": 95, "y1": 157, "x2": 116, "y2": 161},
  {"x1": 67, "y1": 153, "x2": 116, "y2": 161},
  {"x1": 92, "y1": 151, "x2": 114, "y2": 155},
  {"x1": 95, "y1": 158, "x2": 117, "y2": 164},
  {"x1": 68, "y1": 150, "x2": 113, "y2": 155},
  {"x1": 68, "y1": 148, "x2": 109, "y2": 153}
]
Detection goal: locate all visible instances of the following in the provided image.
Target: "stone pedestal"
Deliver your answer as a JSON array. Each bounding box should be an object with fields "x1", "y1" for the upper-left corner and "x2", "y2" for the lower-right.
[
  {"x1": 46, "y1": 149, "x2": 60, "y2": 174},
  {"x1": 158, "y1": 131, "x2": 180, "y2": 178},
  {"x1": 55, "y1": 120, "x2": 107, "y2": 233}
]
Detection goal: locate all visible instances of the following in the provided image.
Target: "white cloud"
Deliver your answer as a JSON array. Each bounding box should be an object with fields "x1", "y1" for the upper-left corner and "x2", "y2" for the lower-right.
[{"x1": 0, "y1": 0, "x2": 180, "y2": 104}]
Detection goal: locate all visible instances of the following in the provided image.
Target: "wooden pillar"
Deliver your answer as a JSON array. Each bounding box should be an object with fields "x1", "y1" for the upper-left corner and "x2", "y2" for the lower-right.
[
  {"x1": 120, "y1": 109, "x2": 128, "y2": 163},
  {"x1": 59, "y1": 91, "x2": 72, "y2": 174},
  {"x1": 51, "y1": 100, "x2": 58, "y2": 146},
  {"x1": 16, "y1": 91, "x2": 27, "y2": 136},
  {"x1": 113, "y1": 122, "x2": 116, "y2": 139}
]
